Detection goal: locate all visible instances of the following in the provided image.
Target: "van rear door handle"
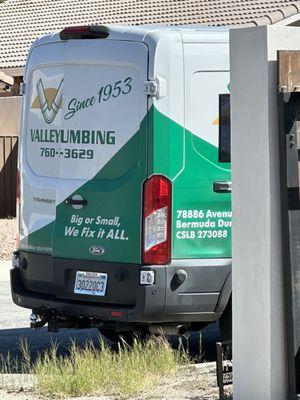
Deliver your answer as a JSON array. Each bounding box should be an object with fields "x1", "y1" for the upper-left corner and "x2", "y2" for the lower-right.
[
  {"x1": 65, "y1": 198, "x2": 88, "y2": 206},
  {"x1": 213, "y1": 181, "x2": 232, "y2": 193}
]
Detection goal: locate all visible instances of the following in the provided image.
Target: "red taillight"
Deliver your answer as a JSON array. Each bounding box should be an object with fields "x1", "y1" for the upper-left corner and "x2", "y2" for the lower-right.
[
  {"x1": 59, "y1": 25, "x2": 109, "y2": 40},
  {"x1": 142, "y1": 175, "x2": 171, "y2": 265},
  {"x1": 110, "y1": 311, "x2": 124, "y2": 318}
]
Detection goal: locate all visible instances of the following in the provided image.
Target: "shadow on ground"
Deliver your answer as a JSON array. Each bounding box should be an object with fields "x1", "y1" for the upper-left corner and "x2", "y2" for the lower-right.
[
  {"x1": 0, "y1": 322, "x2": 220, "y2": 372},
  {"x1": 0, "y1": 326, "x2": 100, "y2": 357}
]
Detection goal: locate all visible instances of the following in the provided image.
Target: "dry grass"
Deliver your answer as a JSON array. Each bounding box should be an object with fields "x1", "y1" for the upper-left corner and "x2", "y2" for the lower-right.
[
  {"x1": 0, "y1": 337, "x2": 233, "y2": 400},
  {"x1": 0, "y1": 218, "x2": 17, "y2": 260},
  {"x1": 34, "y1": 336, "x2": 190, "y2": 398},
  {"x1": 0, "y1": 336, "x2": 191, "y2": 398}
]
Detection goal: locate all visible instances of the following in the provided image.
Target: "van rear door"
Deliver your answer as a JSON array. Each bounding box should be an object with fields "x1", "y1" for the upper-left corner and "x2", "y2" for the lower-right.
[
  {"x1": 22, "y1": 39, "x2": 148, "y2": 264},
  {"x1": 172, "y1": 42, "x2": 231, "y2": 259}
]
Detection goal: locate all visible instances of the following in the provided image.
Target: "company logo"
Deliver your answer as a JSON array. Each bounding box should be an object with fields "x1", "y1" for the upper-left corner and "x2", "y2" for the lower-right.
[
  {"x1": 89, "y1": 246, "x2": 105, "y2": 256},
  {"x1": 31, "y1": 78, "x2": 63, "y2": 124}
]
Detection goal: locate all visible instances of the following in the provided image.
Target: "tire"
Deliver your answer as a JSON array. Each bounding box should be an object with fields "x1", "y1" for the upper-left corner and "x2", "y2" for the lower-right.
[{"x1": 219, "y1": 297, "x2": 232, "y2": 343}]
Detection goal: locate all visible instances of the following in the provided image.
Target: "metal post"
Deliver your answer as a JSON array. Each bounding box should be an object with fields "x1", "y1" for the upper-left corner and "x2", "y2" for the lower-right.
[
  {"x1": 216, "y1": 342, "x2": 225, "y2": 400},
  {"x1": 216, "y1": 341, "x2": 232, "y2": 400},
  {"x1": 278, "y1": 80, "x2": 300, "y2": 398}
]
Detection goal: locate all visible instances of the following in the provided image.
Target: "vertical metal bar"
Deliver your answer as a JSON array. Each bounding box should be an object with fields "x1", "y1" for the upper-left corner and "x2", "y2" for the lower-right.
[
  {"x1": 216, "y1": 342, "x2": 224, "y2": 400},
  {"x1": 278, "y1": 91, "x2": 300, "y2": 399},
  {"x1": 4, "y1": 136, "x2": 12, "y2": 216},
  {"x1": 0, "y1": 136, "x2": 5, "y2": 218},
  {"x1": 11, "y1": 137, "x2": 18, "y2": 216}
]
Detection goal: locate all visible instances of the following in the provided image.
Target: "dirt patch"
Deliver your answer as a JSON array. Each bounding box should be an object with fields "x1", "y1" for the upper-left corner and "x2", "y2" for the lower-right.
[
  {"x1": 134, "y1": 364, "x2": 232, "y2": 400},
  {"x1": 0, "y1": 218, "x2": 17, "y2": 260},
  {"x1": 0, "y1": 364, "x2": 232, "y2": 400}
]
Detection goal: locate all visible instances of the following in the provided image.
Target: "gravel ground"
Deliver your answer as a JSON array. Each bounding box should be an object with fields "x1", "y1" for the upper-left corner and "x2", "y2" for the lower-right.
[
  {"x1": 0, "y1": 218, "x2": 17, "y2": 261},
  {"x1": 0, "y1": 364, "x2": 232, "y2": 400}
]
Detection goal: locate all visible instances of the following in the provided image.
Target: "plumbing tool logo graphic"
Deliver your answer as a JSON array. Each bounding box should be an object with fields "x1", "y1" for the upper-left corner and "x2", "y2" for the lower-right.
[{"x1": 32, "y1": 78, "x2": 63, "y2": 124}]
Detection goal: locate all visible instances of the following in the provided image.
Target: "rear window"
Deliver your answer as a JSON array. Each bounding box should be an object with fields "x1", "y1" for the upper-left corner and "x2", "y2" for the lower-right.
[{"x1": 25, "y1": 64, "x2": 142, "y2": 180}]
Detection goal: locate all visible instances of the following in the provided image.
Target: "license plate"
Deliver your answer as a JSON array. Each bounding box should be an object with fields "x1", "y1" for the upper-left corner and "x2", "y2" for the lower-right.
[{"x1": 74, "y1": 271, "x2": 108, "y2": 297}]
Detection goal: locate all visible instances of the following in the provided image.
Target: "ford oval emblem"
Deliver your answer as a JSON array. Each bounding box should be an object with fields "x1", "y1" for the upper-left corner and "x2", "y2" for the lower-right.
[{"x1": 89, "y1": 246, "x2": 105, "y2": 256}]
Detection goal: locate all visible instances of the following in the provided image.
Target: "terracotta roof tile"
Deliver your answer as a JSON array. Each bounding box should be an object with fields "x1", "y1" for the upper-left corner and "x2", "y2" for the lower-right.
[{"x1": 1, "y1": 0, "x2": 300, "y2": 69}]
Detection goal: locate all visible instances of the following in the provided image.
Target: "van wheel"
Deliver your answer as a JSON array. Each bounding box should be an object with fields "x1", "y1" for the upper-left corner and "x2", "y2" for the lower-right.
[{"x1": 219, "y1": 297, "x2": 232, "y2": 342}]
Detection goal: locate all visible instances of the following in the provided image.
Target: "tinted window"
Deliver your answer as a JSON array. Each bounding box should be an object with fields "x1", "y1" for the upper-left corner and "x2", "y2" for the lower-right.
[{"x1": 219, "y1": 94, "x2": 231, "y2": 163}]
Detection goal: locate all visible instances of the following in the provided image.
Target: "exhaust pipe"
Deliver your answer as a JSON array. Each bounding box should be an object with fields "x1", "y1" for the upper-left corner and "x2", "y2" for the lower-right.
[{"x1": 149, "y1": 325, "x2": 187, "y2": 336}]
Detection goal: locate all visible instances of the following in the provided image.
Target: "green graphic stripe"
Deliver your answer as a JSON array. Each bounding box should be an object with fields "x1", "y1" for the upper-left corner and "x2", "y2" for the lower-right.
[
  {"x1": 21, "y1": 108, "x2": 150, "y2": 260},
  {"x1": 150, "y1": 107, "x2": 230, "y2": 177},
  {"x1": 20, "y1": 222, "x2": 54, "y2": 255},
  {"x1": 151, "y1": 107, "x2": 232, "y2": 259},
  {"x1": 21, "y1": 106, "x2": 232, "y2": 261}
]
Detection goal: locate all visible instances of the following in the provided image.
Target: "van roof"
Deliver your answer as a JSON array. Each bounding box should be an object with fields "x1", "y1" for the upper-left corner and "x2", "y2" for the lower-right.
[{"x1": 34, "y1": 24, "x2": 229, "y2": 49}]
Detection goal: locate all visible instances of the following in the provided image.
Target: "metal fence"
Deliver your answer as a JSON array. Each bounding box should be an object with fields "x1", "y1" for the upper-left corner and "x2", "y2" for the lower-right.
[
  {"x1": 0, "y1": 136, "x2": 18, "y2": 217},
  {"x1": 0, "y1": 96, "x2": 21, "y2": 218}
]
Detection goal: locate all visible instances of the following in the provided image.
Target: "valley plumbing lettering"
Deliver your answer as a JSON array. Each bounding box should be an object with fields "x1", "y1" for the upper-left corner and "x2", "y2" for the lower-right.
[
  {"x1": 30, "y1": 129, "x2": 116, "y2": 159},
  {"x1": 64, "y1": 214, "x2": 129, "y2": 242},
  {"x1": 30, "y1": 75, "x2": 133, "y2": 159},
  {"x1": 30, "y1": 129, "x2": 116, "y2": 145}
]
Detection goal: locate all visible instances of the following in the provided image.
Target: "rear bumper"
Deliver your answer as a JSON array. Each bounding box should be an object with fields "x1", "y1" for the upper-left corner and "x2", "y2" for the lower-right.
[{"x1": 11, "y1": 251, "x2": 231, "y2": 324}]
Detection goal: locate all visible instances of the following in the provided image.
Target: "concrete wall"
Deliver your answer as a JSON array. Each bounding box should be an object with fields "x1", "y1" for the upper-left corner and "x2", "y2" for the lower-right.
[
  {"x1": 230, "y1": 25, "x2": 300, "y2": 400},
  {"x1": 0, "y1": 96, "x2": 21, "y2": 136}
]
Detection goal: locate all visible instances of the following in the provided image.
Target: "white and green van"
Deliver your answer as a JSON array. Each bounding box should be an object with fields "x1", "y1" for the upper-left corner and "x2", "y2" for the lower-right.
[{"x1": 11, "y1": 25, "x2": 232, "y2": 339}]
